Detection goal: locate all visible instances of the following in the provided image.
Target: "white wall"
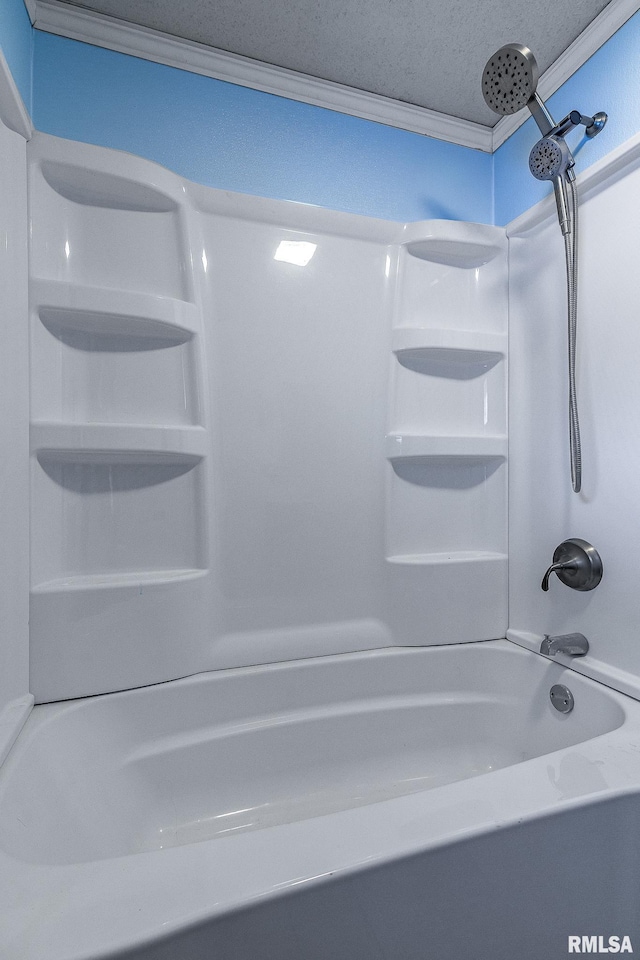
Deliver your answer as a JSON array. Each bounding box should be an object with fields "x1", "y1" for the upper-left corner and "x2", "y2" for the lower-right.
[
  {"x1": 0, "y1": 112, "x2": 31, "y2": 752},
  {"x1": 508, "y1": 138, "x2": 640, "y2": 699}
]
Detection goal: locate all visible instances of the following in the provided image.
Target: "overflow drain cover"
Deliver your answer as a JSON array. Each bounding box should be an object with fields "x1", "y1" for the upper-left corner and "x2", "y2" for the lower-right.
[{"x1": 550, "y1": 684, "x2": 574, "y2": 714}]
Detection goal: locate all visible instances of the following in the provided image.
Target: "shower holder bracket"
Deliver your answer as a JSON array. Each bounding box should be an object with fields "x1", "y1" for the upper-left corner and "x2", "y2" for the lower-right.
[{"x1": 547, "y1": 109, "x2": 608, "y2": 141}]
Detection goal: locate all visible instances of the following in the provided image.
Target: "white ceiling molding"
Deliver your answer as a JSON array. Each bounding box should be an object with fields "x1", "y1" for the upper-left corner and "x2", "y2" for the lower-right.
[
  {"x1": 0, "y1": 47, "x2": 32, "y2": 140},
  {"x1": 492, "y1": 0, "x2": 640, "y2": 151},
  {"x1": 33, "y1": 0, "x2": 493, "y2": 151},
  {"x1": 22, "y1": 0, "x2": 37, "y2": 25}
]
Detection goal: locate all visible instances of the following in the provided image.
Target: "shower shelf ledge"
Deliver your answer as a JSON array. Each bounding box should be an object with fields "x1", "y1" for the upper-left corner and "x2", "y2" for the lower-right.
[
  {"x1": 31, "y1": 422, "x2": 207, "y2": 465},
  {"x1": 392, "y1": 328, "x2": 506, "y2": 366},
  {"x1": 400, "y1": 221, "x2": 506, "y2": 268},
  {"x1": 31, "y1": 569, "x2": 208, "y2": 594},
  {"x1": 385, "y1": 434, "x2": 507, "y2": 462},
  {"x1": 32, "y1": 279, "x2": 198, "y2": 344},
  {"x1": 386, "y1": 551, "x2": 508, "y2": 566},
  {"x1": 38, "y1": 155, "x2": 185, "y2": 212}
]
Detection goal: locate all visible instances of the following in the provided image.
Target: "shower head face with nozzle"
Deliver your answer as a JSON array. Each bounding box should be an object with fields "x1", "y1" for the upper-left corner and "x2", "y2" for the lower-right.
[
  {"x1": 482, "y1": 43, "x2": 539, "y2": 115},
  {"x1": 529, "y1": 136, "x2": 573, "y2": 181}
]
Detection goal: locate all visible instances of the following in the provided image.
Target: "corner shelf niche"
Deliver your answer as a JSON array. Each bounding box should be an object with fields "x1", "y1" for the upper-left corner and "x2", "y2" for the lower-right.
[
  {"x1": 385, "y1": 434, "x2": 506, "y2": 463},
  {"x1": 392, "y1": 328, "x2": 505, "y2": 370},
  {"x1": 31, "y1": 281, "x2": 201, "y2": 427},
  {"x1": 404, "y1": 238, "x2": 503, "y2": 268},
  {"x1": 384, "y1": 220, "x2": 508, "y2": 645},
  {"x1": 401, "y1": 220, "x2": 506, "y2": 268},
  {"x1": 39, "y1": 159, "x2": 182, "y2": 212},
  {"x1": 32, "y1": 464, "x2": 205, "y2": 588},
  {"x1": 31, "y1": 154, "x2": 191, "y2": 301},
  {"x1": 397, "y1": 222, "x2": 507, "y2": 336},
  {"x1": 28, "y1": 135, "x2": 212, "y2": 701},
  {"x1": 31, "y1": 422, "x2": 207, "y2": 465},
  {"x1": 33, "y1": 280, "x2": 199, "y2": 346},
  {"x1": 384, "y1": 433, "x2": 506, "y2": 566},
  {"x1": 384, "y1": 453, "x2": 507, "y2": 563},
  {"x1": 30, "y1": 422, "x2": 208, "y2": 588}
]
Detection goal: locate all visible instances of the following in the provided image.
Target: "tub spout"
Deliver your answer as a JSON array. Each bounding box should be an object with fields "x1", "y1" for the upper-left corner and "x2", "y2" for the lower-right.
[{"x1": 540, "y1": 633, "x2": 589, "y2": 657}]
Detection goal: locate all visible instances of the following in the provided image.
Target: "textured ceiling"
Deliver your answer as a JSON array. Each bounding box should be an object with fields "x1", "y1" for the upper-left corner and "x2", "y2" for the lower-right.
[{"x1": 57, "y1": 0, "x2": 613, "y2": 125}]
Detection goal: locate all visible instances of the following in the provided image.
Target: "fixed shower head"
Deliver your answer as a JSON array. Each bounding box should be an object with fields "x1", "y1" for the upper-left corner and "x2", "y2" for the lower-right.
[
  {"x1": 482, "y1": 43, "x2": 539, "y2": 115},
  {"x1": 528, "y1": 136, "x2": 573, "y2": 181}
]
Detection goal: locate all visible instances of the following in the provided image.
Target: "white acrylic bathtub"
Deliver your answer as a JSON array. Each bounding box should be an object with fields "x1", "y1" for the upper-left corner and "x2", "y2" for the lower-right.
[{"x1": 2, "y1": 639, "x2": 640, "y2": 959}]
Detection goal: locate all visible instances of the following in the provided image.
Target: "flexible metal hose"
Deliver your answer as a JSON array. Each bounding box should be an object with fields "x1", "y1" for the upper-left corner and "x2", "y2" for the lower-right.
[{"x1": 563, "y1": 175, "x2": 581, "y2": 493}]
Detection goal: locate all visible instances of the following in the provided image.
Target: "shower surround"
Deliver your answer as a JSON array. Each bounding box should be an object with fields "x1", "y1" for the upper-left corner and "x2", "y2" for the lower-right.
[{"x1": 27, "y1": 131, "x2": 507, "y2": 701}]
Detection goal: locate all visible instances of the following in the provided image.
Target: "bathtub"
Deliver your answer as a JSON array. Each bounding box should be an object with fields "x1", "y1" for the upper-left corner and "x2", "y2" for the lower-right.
[{"x1": 1, "y1": 639, "x2": 640, "y2": 959}]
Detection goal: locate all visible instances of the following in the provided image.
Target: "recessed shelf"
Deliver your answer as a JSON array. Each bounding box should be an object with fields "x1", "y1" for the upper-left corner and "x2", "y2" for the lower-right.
[
  {"x1": 385, "y1": 434, "x2": 507, "y2": 462},
  {"x1": 33, "y1": 280, "x2": 198, "y2": 347},
  {"x1": 31, "y1": 422, "x2": 207, "y2": 465},
  {"x1": 386, "y1": 551, "x2": 507, "y2": 566},
  {"x1": 31, "y1": 155, "x2": 190, "y2": 300},
  {"x1": 400, "y1": 221, "x2": 506, "y2": 268},
  {"x1": 32, "y1": 569, "x2": 207, "y2": 594},
  {"x1": 39, "y1": 160, "x2": 179, "y2": 212},
  {"x1": 392, "y1": 328, "x2": 505, "y2": 368}
]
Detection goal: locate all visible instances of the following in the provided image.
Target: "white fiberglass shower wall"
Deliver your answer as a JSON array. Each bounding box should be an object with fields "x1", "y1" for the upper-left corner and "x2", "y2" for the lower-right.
[
  {"x1": 27, "y1": 132, "x2": 508, "y2": 701},
  {"x1": 0, "y1": 106, "x2": 30, "y2": 762},
  {"x1": 507, "y1": 138, "x2": 640, "y2": 699}
]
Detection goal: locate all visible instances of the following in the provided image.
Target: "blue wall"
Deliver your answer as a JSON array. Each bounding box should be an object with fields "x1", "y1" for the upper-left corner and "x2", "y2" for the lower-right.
[
  {"x1": 0, "y1": 0, "x2": 32, "y2": 112},
  {"x1": 494, "y1": 9, "x2": 640, "y2": 225},
  {"x1": 31, "y1": 32, "x2": 492, "y2": 224},
  {"x1": 5, "y1": 0, "x2": 640, "y2": 225}
]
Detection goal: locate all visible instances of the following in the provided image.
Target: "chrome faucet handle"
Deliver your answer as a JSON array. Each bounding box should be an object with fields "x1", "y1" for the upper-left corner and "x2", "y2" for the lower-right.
[
  {"x1": 541, "y1": 538, "x2": 603, "y2": 593},
  {"x1": 541, "y1": 560, "x2": 575, "y2": 592}
]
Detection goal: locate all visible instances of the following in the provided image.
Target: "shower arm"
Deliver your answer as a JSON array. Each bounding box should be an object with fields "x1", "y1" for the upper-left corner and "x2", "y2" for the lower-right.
[{"x1": 527, "y1": 94, "x2": 555, "y2": 136}]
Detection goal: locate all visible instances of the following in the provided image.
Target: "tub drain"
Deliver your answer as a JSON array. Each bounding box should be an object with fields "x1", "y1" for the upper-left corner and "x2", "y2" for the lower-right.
[{"x1": 550, "y1": 684, "x2": 574, "y2": 714}]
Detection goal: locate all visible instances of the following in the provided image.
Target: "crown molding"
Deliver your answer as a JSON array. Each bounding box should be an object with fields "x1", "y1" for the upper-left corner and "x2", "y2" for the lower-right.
[
  {"x1": 0, "y1": 47, "x2": 32, "y2": 140},
  {"x1": 33, "y1": 0, "x2": 493, "y2": 152},
  {"x1": 22, "y1": 0, "x2": 37, "y2": 25},
  {"x1": 492, "y1": 0, "x2": 640, "y2": 151}
]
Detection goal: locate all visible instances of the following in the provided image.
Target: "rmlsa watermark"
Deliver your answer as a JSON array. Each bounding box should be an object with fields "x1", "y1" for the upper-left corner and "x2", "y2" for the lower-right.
[{"x1": 568, "y1": 935, "x2": 633, "y2": 954}]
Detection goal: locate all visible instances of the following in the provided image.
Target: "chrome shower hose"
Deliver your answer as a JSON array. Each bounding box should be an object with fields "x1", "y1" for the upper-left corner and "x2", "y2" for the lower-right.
[{"x1": 564, "y1": 175, "x2": 581, "y2": 493}]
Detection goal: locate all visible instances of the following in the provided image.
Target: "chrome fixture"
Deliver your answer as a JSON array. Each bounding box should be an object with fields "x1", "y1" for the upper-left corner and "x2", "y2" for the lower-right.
[
  {"x1": 541, "y1": 538, "x2": 603, "y2": 593},
  {"x1": 550, "y1": 683, "x2": 575, "y2": 713},
  {"x1": 482, "y1": 44, "x2": 607, "y2": 494},
  {"x1": 481, "y1": 43, "x2": 541, "y2": 117},
  {"x1": 540, "y1": 633, "x2": 589, "y2": 658}
]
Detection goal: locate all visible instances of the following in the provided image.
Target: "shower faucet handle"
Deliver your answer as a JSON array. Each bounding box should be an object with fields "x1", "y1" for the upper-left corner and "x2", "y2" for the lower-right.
[
  {"x1": 541, "y1": 538, "x2": 603, "y2": 592},
  {"x1": 541, "y1": 560, "x2": 575, "y2": 592}
]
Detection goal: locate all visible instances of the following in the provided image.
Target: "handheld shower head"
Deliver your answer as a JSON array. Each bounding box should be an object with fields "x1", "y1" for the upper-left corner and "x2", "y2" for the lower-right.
[
  {"x1": 528, "y1": 136, "x2": 573, "y2": 182},
  {"x1": 482, "y1": 43, "x2": 539, "y2": 115},
  {"x1": 529, "y1": 136, "x2": 575, "y2": 236}
]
